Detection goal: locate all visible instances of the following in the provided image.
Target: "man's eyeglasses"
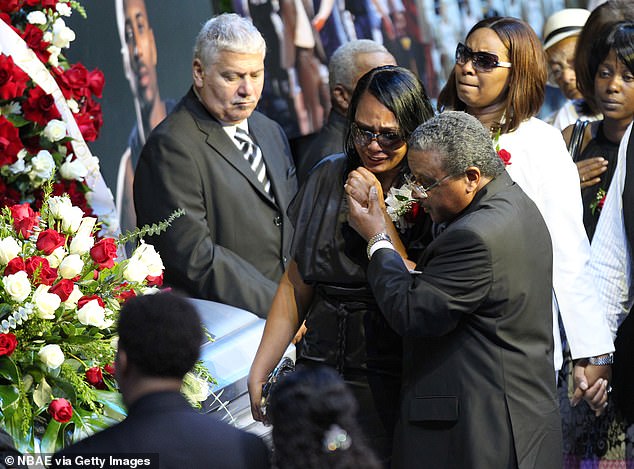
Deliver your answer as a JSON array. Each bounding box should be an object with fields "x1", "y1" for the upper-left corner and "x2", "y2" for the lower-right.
[
  {"x1": 405, "y1": 173, "x2": 456, "y2": 198},
  {"x1": 455, "y1": 42, "x2": 512, "y2": 72},
  {"x1": 351, "y1": 123, "x2": 405, "y2": 151}
]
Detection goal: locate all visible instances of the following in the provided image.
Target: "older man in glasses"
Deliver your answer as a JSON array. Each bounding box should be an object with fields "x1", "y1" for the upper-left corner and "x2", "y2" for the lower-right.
[{"x1": 346, "y1": 111, "x2": 562, "y2": 469}]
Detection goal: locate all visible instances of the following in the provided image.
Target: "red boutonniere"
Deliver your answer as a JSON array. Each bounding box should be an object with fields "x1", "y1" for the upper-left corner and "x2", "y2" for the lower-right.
[
  {"x1": 497, "y1": 148, "x2": 512, "y2": 166},
  {"x1": 491, "y1": 128, "x2": 512, "y2": 166},
  {"x1": 590, "y1": 188, "x2": 607, "y2": 215}
]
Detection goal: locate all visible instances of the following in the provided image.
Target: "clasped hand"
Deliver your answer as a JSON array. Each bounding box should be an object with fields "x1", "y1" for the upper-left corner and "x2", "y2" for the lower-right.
[
  {"x1": 571, "y1": 362, "x2": 612, "y2": 416},
  {"x1": 344, "y1": 168, "x2": 387, "y2": 241}
]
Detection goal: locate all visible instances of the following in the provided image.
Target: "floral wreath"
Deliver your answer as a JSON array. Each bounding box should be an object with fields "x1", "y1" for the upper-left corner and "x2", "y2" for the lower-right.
[{"x1": 0, "y1": 0, "x2": 117, "y2": 235}]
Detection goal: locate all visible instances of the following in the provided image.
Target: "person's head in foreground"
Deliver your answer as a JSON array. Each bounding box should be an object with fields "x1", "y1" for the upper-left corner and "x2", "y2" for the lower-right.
[
  {"x1": 267, "y1": 365, "x2": 381, "y2": 469},
  {"x1": 115, "y1": 292, "x2": 203, "y2": 408}
]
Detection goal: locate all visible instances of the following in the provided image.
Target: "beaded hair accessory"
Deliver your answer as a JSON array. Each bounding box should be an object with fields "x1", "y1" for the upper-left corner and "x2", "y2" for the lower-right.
[{"x1": 322, "y1": 424, "x2": 352, "y2": 452}]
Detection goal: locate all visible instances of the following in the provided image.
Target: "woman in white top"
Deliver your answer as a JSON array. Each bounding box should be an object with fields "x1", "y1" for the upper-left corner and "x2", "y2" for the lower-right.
[{"x1": 437, "y1": 16, "x2": 614, "y2": 413}]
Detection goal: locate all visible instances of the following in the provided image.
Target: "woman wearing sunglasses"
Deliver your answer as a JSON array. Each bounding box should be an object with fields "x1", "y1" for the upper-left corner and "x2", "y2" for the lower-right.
[
  {"x1": 248, "y1": 65, "x2": 434, "y2": 465},
  {"x1": 438, "y1": 16, "x2": 614, "y2": 417}
]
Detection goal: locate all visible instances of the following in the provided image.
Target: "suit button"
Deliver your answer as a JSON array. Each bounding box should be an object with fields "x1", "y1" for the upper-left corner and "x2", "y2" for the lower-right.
[
  {"x1": 274, "y1": 216, "x2": 282, "y2": 226},
  {"x1": 283, "y1": 256, "x2": 288, "y2": 264}
]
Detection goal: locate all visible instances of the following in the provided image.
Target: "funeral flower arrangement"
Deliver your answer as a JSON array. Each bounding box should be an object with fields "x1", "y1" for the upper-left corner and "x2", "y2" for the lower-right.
[
  {"x1": 0, "y1": 190, "x2": 200, "y2": 453},
  {"x1": 0, "y1": 0, "x2": 105, "y2": 220}
]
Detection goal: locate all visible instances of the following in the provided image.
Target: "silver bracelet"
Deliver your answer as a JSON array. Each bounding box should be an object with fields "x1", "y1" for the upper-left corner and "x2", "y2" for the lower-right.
[
  {"x1": 366, "y1": 232, "x2": 391, "y2": 260},
  {"x1": 588, "y1": 353, "x2": 614, "y2": 366}
]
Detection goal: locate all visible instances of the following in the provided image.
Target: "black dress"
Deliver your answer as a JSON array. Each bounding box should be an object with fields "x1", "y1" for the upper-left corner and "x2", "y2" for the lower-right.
[
  {"x1": 288, "y1": 154, "x2": 431, "y2": 464},
  {"x1": 574, "y1": 122, "x2": 619, "y2": 241}
]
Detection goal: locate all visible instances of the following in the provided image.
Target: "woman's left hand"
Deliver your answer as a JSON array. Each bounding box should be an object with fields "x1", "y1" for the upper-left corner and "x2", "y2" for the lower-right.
[{"x1": 345, "y1": 167, "x2": 384, "y2": 208}]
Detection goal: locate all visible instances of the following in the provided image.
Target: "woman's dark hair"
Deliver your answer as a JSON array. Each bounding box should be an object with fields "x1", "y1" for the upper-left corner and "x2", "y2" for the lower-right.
[
  {"x1": 267, "y1": 365, "x2": 381, "y2": 469},
  {"x1": 437, "y1": 16, "x2": 547, "y2": 134},
  {"x1": 343, "y1": 65, "x2": 433, "y2": 173},
  {"x1": 575, "y1": 1, "x2": 634, "y2": 114},
  {"x1": 576, "y1": 21, "x2": 634, "y2": 113}
]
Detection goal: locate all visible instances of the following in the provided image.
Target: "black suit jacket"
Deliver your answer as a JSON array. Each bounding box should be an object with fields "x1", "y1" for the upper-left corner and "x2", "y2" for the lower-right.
[
  {"x1": 53, "y1": 392, "x2": 270, "y2": 469},
  {"x1": 367, "y1": 172, "x2": 562, "y2": 469},
  {"x1": 134, "y1": 88, "x2": 297, "y2": 317}
]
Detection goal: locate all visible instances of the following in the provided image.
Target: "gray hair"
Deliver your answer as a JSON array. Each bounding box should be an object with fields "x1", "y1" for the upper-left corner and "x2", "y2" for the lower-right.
[
  {"x1": 409, "y1": 111, "x2": 505, "y2": 178},
  {"x1": 329, "y1": 39, "x2": 391, "y2": 92},
  {"x1": 194, "y1": 13, "x2": 266, "y2": 67}
]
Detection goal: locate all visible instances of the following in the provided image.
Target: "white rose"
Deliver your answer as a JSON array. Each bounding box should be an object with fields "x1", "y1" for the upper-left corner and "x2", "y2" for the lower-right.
[
  {"x1": 0, "y1": 237, "x2": 21, "y2": 265},
  {"x1": 69, "y1": 234, "x2": 94, "y2": 255},
  {"x1": 48, "y1": 196, "x2": 73, "y2": 219},
  {"x1": 77, "y1": 300, "x2": 107, "y2": 329},
  {"x1": 122, "y1": 258, "x2": 149, "y2": 283},
  {"x1": 60, "y1": 157, "x2": 88, "y2": 181},
  {"x1": 131, "y1": 243, "x2": 164, "y2": 277},
  {"x1": 38, "y1": 344, "x2": 65, "y2": 369},
  {"x1": 141, "y1": 286, "x2": 161, "y2": 295},
  {"x1": 33, "y1": 285, "x2": 61, "y2": 320},
  {"x1": 42, "y1": 120, "x2": 67, "y2": 142},
  {"x1": 45, "y1": 246, "x2": 67, "y2": 268},
  {"x1": 52, "y1": 18, "x2": 75, "y2": 48},
  {"x1": 59, "y1": 254, "x2": 83, "y2": 279},
  {"x1": 56, "y1": 2, "x2": 72, "y2": 16},
  {"x1": 26, "y1": 11, "x2": 47, "y2": 24},
  {"x1": 60, "y1": 206, "x2": 84, "y2": 233},
  {"x1": 29, "y1": 150, "x2": 55, "y2": 181},
  {"x1": 3, "y1": 271, "x2": 31, "y2": 302},
  {"x1": 63, "y1": 285, "x2": 82, "y2": 309}
]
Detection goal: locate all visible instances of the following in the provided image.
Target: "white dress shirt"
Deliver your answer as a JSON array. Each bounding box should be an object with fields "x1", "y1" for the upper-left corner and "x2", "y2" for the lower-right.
[
  {"x1": 500, "y1": 117, "x2": 614, "y2": 370},
  {"x1": 590, "y1": 122, "x2": 633, "y2": 337}
]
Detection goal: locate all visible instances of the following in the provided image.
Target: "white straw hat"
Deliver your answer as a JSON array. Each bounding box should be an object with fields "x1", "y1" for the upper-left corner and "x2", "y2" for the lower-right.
[{"x1": 543, "y1": 8, "x2": 590, "y2": 50}]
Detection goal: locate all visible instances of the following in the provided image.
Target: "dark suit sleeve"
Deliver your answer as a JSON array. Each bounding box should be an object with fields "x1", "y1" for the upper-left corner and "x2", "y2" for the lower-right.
[
  {"x1": 367, "y1": 228, "x2": 492, "y2": 337},
  {"x1": 134, "y1": 130, "x2": 279, "y2": 316}
]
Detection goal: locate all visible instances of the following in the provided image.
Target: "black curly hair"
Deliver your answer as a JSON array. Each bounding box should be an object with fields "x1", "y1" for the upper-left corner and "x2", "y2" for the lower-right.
[{"x1": 267, "y1": 365, "x2": 382, "y2": 469}]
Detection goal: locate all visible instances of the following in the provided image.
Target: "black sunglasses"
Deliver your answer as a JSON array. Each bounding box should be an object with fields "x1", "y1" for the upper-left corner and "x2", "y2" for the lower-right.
[
  {"x1": 455, "y1": 42, "x2": 511, "y2": 72},
  {"x1": 351, "y1": 123, "x2": 405, "y2": 151}
]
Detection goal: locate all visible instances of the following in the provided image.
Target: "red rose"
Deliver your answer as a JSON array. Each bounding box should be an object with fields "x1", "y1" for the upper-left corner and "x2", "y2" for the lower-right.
[
  {"x1": 25, "y1": 256, "x2": 58, "y2": 286},
  {"x1": 77, "y1": 295, "x2": 105, "y2": 310},
  {"x1": 0, "y1": 333, "x2": 17, "y2": 357},
  {"x1": 0, "y1": 54, "x2": 29, "y2": 100},
  {"x1": 115, "y1": 287, "x2": 136, "y2": 302},
  {"x1": 10, "y1": 203, "x2": 39, "y2": 238},
  {"x1": 0, "y1": 0, "x2": 22, "y2": 14},
  {"x1": 498, "y1": 149, "x2": 512, "y2": 166},
  {"x1": 90, "y1": 238, "x2": 117, "y2": 269},
  {"x1": 0, "y1": 116, "x2": 22, "y2": 167},
  {"x1": 20, "y1": 24, "x2": 50, "y2": 64},
  {"x1": 87, "y1": 68, "x2": 105, "y2": 98},
  {"x1": 145, "y1": 273, "x2": 163, "y2": 287},
  {"x1": 48, "y1": 398, "x2": 73, "y2": 423},
  {"x1": 85, "y1": 366, "x2": 106, "y2": 389},
  {"x1": 22, "y1": 86, "x2": 61, "y2": 127},
  {"x1": 36, "y1": 229, "x2": 66, "y2": 255},
  {"x1": 3, "y1": 257, "x2": 25, "y2": 276},
  {"x1": 404, "y1": 202, "x2": 421, "y2": 223},
  {"x1": 63, "y1": 63, "x2": 89, "y2": 97},
  {"x1": 49, "y1": 279, "x2": 75, "y2": 302}
]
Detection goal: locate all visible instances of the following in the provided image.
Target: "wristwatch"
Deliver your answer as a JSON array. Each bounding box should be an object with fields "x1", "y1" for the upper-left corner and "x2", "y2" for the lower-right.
[
  {"x1": 588, "y1": 353, "x2": 614, "y2": 366},
  {"x1": 366, "y1": 232, "x2": 392, "y2": 260}
]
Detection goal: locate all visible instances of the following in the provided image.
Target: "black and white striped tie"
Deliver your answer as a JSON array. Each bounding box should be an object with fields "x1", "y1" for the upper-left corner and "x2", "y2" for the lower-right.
[{"x1": 235, "y1": 127, "x2": 271, "y2": 195}]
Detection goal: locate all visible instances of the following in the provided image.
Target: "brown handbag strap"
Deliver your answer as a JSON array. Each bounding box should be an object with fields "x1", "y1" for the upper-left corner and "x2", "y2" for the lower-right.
[{"x1": 567, "y1": 119, "x2": 589, "y2": 162}]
